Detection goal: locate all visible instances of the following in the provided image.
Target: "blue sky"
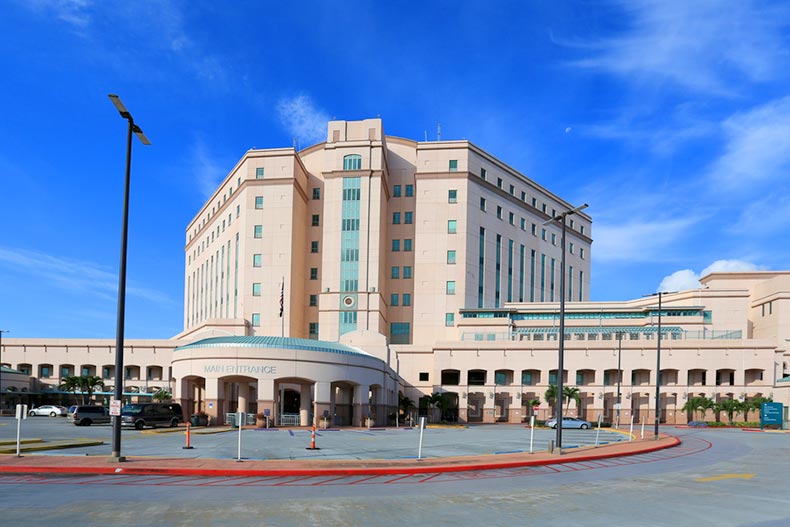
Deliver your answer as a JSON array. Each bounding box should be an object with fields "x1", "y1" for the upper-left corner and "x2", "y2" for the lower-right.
[{"x1": 1, "y1": 1, "x2": 789, "y2": 339}]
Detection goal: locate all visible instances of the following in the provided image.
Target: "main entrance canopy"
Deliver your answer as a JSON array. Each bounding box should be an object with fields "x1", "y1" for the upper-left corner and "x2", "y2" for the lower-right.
[{"x1": 172, "y1": 336, "x2": 398, "y2": 427}]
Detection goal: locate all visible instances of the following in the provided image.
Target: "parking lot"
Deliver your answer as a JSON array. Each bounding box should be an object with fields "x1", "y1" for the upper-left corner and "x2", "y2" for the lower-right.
[{"x1": 0, "y1": 415, "x2": 627, "y2": 461}]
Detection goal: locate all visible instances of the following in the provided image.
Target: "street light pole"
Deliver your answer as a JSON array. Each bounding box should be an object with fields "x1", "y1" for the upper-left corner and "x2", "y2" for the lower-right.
[
  {"x1": 655, "y1": 291, "x2": 663, "y2": 440},
  {"x1": 616, "y1": 331, "x2": 623, "y2": 429},
  {"x1": 0, "y1": 330, "x2": 8, "y2": 414},
  {"x1": 544, "y1": 203, "x2": 588, "y2": 451},
  {"x1": 108, "y1": 94, "x2": 150, "y2": 462}
]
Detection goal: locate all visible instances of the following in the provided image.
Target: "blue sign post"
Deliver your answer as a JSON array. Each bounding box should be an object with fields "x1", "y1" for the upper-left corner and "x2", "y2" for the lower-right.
[{"x1": 761, "y1": 402, "x2": 783, "y2": 430}]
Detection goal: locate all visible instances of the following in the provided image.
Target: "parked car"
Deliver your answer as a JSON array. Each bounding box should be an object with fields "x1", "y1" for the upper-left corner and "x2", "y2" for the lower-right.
[
  {"x1": 28, "y1": 405, "x2": 68, "y2": 417},
  {"x1": 121, "y1": 403, "x2": 183, "y2": 430},
  {"x1": 68, "y1": 405, "x2": 111, "y2": 426},
  {"x1": 545, "y1": 416, "x2": 592, "y2": 429}
]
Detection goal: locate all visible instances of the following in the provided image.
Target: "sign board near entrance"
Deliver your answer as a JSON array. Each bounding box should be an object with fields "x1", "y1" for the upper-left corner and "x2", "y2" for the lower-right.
[
  {"x1": 761, "y1": 402, "x2": 783, "y2": 429},
  {"x1": 110, "y1": 399, "x2": 121, "y2": 416}
]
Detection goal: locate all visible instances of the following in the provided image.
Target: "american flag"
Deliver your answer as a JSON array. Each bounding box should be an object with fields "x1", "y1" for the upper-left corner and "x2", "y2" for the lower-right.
[{"x1": 279, "y1": 281, "x2": 284, "y2": 317}]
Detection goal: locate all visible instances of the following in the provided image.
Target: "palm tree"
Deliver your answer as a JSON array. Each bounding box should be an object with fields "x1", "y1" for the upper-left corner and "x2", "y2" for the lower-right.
[
  {"x1": 78, "y1": 375, "x2": 105, "y2": 405},
  {"x1": 563, "y1": 386, "x2": 581, "y2": 415},
  {"x1": 715, "y1": 398, "x2": 741, "y2": 423},
  {"x1": 544, "y1": 384, "x2": 558, "y2": 414},
  {"x1": 682, "y1": 396, "x2": 715, "y2": 421},
  {"x1": 59, "y1": 375, "x2": 82, "y2": 404},
  {"x1": 398, "y1": 392, "x2": 416, "y2": 423},
  {"x1": 153, "y1": 389, "x2": 172, "y2": 402},
  {"x1": 427, "y1": 392, "x2": 446, "y2": 423}
]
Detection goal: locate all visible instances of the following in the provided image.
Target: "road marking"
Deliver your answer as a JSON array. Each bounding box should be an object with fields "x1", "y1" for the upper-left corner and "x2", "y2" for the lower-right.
[{"x1": 695, "y1": 473, "x2": 755, "y2": 482}]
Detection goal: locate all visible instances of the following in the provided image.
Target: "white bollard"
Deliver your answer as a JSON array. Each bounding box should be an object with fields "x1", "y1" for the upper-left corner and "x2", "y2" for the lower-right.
[
  {"x1": 417, "y1": 416, "x2": 426, "y2": 460},
  {"x1": 15, "y1": 404, "x2": 28, "y2": 457},
  {"x1": 595, "y1": 414, "x2": 602, "y2": 447},
  {"x1": 640, "y1": 416, "x2": 645, "y2": 439},
  {"x1": 629, "y1": 415, "x2": 634, "y2": 441},
  {"x1": 529, "y1": 415, "x2": 535, "y2": 454},
  {"x1": 237, "y1": 411, "x2": 244, "y2": 462}
]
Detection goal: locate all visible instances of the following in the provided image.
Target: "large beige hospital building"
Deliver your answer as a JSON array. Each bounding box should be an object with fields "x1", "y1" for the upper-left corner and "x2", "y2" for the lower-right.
[{"x1": 2, "y1": 119, "x2": 789, "y2": 426}]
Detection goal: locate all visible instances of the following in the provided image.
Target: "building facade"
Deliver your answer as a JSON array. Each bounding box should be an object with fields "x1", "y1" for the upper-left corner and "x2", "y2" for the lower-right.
[{"x1": 2, "y1": 119, "x2": 789, "y2": 427}]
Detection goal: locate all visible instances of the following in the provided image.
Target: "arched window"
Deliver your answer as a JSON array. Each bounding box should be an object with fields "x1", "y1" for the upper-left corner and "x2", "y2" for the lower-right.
[{"x1": 343, "y1": 154, "x2": 362, "y2": 170}]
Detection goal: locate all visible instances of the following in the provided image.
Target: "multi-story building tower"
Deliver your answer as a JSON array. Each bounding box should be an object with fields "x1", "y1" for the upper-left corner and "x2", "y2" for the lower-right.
[{"x1": 182, "y1": 118, "x2": 592, "y2": 346}]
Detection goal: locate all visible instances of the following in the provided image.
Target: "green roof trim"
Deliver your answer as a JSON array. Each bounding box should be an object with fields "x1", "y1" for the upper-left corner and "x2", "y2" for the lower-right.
[
  {"x1": 176, "y1": 336, "x2": 372, "y2": 357},
  {"x1": 778, "y1": 376, "x2": 790, "y2": 383}
]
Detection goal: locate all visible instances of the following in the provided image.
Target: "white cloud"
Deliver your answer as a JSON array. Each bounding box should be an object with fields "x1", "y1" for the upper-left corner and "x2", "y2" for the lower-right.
[
  {"x1": 0, "y1": 246, "x2": 175, "y2": 306},
  {"x1": 593, "y1": 217, "x2": 699, "y2": 263},
  {"x1": 658, "y1": 259, "x2": 763, "y2": 291},
  {"x1": 277, "y1": 95, "x2": 330, "y2": 146},
  {"x1": 571, "y1": 1, "x2": 790, "y2": 94},
  {"x1": 707, "y1": 96, "x2": 790, "y2": 190}
]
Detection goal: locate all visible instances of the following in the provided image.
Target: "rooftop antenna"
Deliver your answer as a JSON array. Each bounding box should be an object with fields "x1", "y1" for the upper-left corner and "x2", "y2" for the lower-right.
[{"x1": 437, "y1": 122, "x2": 441, "y2": 141}]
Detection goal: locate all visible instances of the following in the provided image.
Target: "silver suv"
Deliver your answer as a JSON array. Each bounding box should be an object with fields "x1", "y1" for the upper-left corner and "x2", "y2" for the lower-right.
[{"x1": 68, "y1": 405, "x2": 111, "y2": 426}]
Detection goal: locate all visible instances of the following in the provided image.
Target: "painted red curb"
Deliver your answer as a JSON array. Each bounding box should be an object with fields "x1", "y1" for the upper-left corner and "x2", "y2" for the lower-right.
[{"x1": 0, "y1": 436, "x2": 681, "y2": 477}]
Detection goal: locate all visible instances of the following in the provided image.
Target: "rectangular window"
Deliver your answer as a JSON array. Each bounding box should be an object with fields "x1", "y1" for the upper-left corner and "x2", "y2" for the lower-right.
[
  {"x1": 253, "y1": 254, "x2": 262, "y2": 267},
  {"x1": 445, "y1": 313, "x2": 455, "y2": 326},
  {"x1": 541, "y1": 228, "x2": 546, "y2": 241},
  {"x1": 251, "y1": 313, "x2": 260, "y2": 326},
  {"x1": 419, "y1": 372, "x2": 429, "y2": 382},
  {"x1": 496, "y1": 206, "x2": 502, "y2": 219},
  {"x1": 391, "y1": 294, "x2": 399, "y2": 306},
  {"x1": 255, "y1": 196, "x2": 263, "y2": 209},
  {"x1": 256, "y1": 167, "x2": 264, "y2": 179},
  {"x1": 448, "y1": 190, "x2": 457, "y2": 203},
  {"x1": 310, "y1": 268, "x2": 318, "y2": 280},
  {"x1": 390, "y1": 322, "x2": 411, "y2": 344},
  {"x1": 403, "y1": 266, "x2": 412, "y2": 278},
  {"x1": 531, "y1": 223, "x2": 537, "y2": 236},
  {"x1": 551, "y1": 233, "x2": 556, "y2": 245},
  {"x1": 509, "y1": 212, "x2": 515, "y2": 225},
  {"x1": 393, "y1": 212, "x2": 401, "y2": 224},
  {"x1": 509, "y1": 184, "x2": 515, "y2": 195},
  {"x1": 236, "y1": 204, "x2": 240, "y2": 218},
  {"x1": 405, "y1": 184, "x2": 414, "y2": 197},
  {"x1": 404, "y1": 211, "x2": 413, "y2": 224},
  {"x1": 312, "y1": 187, "x2": 321, "y2": 199},
  {"x1": 309, "y1": 322, "x2": 319, "y2": 339},
  {"x1": 311, "y1": 214, "x2": 320, "y2": 227},
  {"x1": 446, "y1": 281, "x2": 456, "y2": 295},
  {"x1": 581, "y1": 225, "x2": 585, "y2": 235},
  {"x1": 252, "y1": 283, "x2": 261, "y2": 296},
  {"x1": 521, "y1": 191, "x2": 526, "y2": 201},
  {"x1": 392, "y1": 239, "x2": 401, "y2": 252},
  {"x1": 542, "y1": 203, "x2": 547, "y2": 213},
  {"x1": 481, "y1": 168, "x2": 487, "y2": 180},
  {"x1": 580, "y1": 248, "x2": 585, "y2": 259},
  {"x1": 447, "y1": 250, "x2": 456, "y2": 264},
  {"x1": 520, "y1": 218, "x2": 526, "y2": 230},
  {"x1": 403, "y1": 293, "x2": 411, "y2": 306},
  {"x1": 393, "y1": 185, "x2": 402, "y2": 197},
  {"x1": 311, "y1": 241, "x2": 319, "y2": 253},
  {"x1": 497, "y1": 177, "x2": 503, "y2": 189},
  {"x1": 309, "y1": 294, "x2": 318, "y2": 307},
  {"x1": 480, "y1": 197, "x2": 486, "y2": 211},
  {"x1": 391, "y1": 266, "x2": 400, "y2": 279},
  {"x1": 449, "y1": 160, "x2": 458, "y2": 172},
  {"x1": 404, "y1": 239, "x2": 413, "y2": 252},
  {"x1": 254, "y1": 225, "x2": 262, "y2": 238},
  {"x1": 569, "y1": 242, "x2": 574, "y2": 254},
  {"x1": 448, "y1": 220, "x2": 457, "y2": 234}
]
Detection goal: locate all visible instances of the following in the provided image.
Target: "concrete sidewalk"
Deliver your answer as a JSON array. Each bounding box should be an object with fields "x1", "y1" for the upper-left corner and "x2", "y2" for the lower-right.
[{"x1": 0, "y1": 434, "x2": 680, "y2": 477}]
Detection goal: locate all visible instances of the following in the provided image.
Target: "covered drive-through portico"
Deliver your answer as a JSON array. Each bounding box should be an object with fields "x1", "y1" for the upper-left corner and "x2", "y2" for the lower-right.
[{"x1": 172, "y1": 336, "x2": 397, "y2": 427}]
